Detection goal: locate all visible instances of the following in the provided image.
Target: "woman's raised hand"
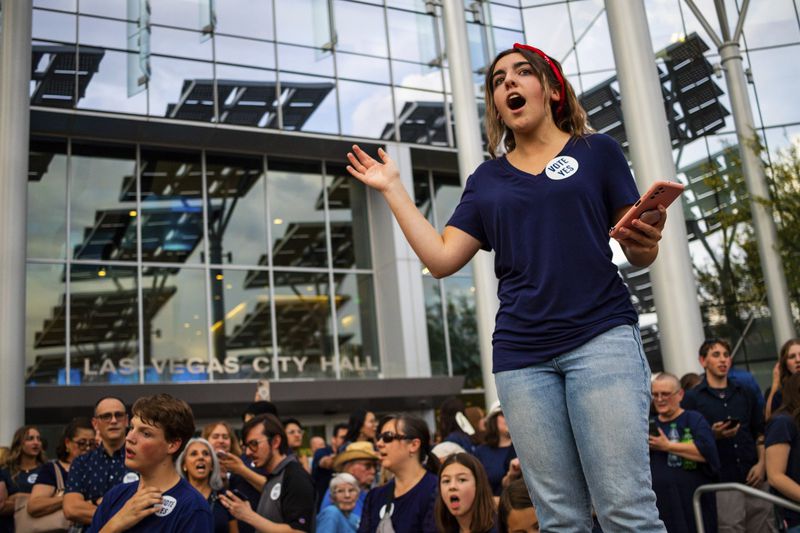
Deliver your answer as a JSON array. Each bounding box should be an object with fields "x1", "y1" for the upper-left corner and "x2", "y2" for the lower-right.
[{"x1": 346, "y1": 145, "x2": 399, "y2": 193}]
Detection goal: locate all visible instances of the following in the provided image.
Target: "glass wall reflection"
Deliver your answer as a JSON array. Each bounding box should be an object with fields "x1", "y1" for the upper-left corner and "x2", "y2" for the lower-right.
[
  {"x1": 26, "y1": 264, "x2": 66, "y2": 385},
  {"x1": 27, "y1": 137, "x2": 67, "y2": 259},
  {"x1": 336, "y1": 274, "x2": 380, "y2": 379}
]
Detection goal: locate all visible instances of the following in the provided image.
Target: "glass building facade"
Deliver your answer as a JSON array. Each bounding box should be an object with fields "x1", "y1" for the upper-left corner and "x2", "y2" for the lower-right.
[{"x1": 4, "y1": 0, "x2": 800, "y2": 425}]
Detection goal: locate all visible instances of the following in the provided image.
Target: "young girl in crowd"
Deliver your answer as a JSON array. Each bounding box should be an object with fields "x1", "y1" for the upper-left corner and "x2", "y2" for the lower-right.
[
  {"x1": 0, "y1": 425, "x2": 46, "y2": 532},
  {"x1": 766, "y1": 338, "x2": 800, "y2": 419},
  {"x1": 346, "y1": 42, "x2": 668, "y2": 531},
  {"x1": 435, "y1": 453, "x2": 496, "y2": 533},
  {"x1": 177, "y1": 438, "x2": 237, "y2": 533},
  {"x1": 317, "y1": 473, "x2": 361, "y2": 532},
  {"x1": 358, "y1": 414, "x2": 439, "y2": 533},
  {"x1": 498, "y1": 479, "x2": 539, "y2": 533},
  {"x1": 766, "y1": 372, "x2": 800, "y2": 531},
  {"x1": 27, "y1": 417, "x2": 94, "y2": 519}
]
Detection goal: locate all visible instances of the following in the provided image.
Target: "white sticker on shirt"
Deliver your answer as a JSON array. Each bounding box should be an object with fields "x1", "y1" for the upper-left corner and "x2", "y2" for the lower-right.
[
  {"x1": 270, "y1": 482, "x2": 281, "y2": 500},
  {"x1": 545, "y1": 156, "x2": 579, "y2": 180},
  {"x1": 379, "y1": 503, "x2": 394, "y2": 519},
  {"x1": 123, "y1": 472, "x2": 139, "y2": 484},
  {"x1": 27, "y1": 473, "x2": 38, "y2": 484},
  {"x1": 156, "y1": 495, "x2": 177, "y2": 517}
]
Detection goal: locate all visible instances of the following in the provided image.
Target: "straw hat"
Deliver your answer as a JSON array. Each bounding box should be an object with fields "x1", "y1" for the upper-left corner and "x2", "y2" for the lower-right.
[{"x1": 333, "y1": 441, "x2": 379, "y2": 471}]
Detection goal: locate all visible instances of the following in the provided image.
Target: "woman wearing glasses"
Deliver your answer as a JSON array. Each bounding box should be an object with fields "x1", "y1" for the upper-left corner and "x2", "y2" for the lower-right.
[
  {"x1": 27, "y1": 417, "x2": 96, "y2": 520},
  {"x1": 357, "y1": 415, "x2": 440, "y2": 533}
]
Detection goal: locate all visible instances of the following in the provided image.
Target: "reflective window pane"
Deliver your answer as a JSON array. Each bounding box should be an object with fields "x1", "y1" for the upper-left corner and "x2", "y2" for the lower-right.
[
  {"x1": 387, "y1": 9, "x2": 439, "y2": 64},
  {"x1": 334, "y1": 0, "x2": 388, "y2": 56},
  {"x1": 150, "y1": 0, "x2": 204, "y2": 29},
  {"x1": 467, "y1": 22, "x2": 488, "y2": 78},
  {"x1": 742, "y1": 0, "x2": 800, "y2": 48},
  {"x1": 433, "y1": 171, "x2": 472, "y2": 275},
  {"x1": 143, "y1": 267, "x2": 209, "y2": 382},
  {"x1": 336, "y1": 53, "x2": 390, "y2": 84},
  {"x1": 423, "y1": 274, "x2": 448, "y2": 376},
  {"x1": 26, "y1": 263, "x2": 66, "y2": 385},
  {"x1": 337, "y1": 80, "x2": 394, "y2": 139},
  {"x1": 139, "y1": 148, "x2": 205, "y2": 264},
  {"x1": 392, "y1": 60, "x2": 444, "y2": 91},
  {"x1": 273, "y1": 270, "x2": 335, "y2": 379},
  {"x1": 31, "y1": 42, "x2": 76, "y2": 108},
  {"x1": 206, "y1": 153, "x2": 268, "y2": 266},
  {"x1": 336, "y1": 274, "x2": 380, "y2": 378},
  {"x1": 278, "y1": 72, "x2": 339, "y2": 134},
  {"x1": 79, "y1": 0, "x2": 131, "y2": 20},
  {"x1": 749, "y1": 45, "x2": 800, "y2": 127},
  {"x1": 267, "y1": 159, "x2": 327, "y2": 268},
  {"x1": 77, "y1": 48, "x2": 148, "y2": 115},
  {"x1": 213, "y1": 268, "x2": 273, "y2": 379},
  {"x1": 28, "y1": 138, "x2": 67, "y2": 259},
  {"x1": 151, "y1": 26, "x2": 212, "y2": 61},
  {"x1": 33, "y1": 9, "x2": 76, "y2": 42},
  {"x1": 150, "y1": 56, "x2": 215, "y2": 122},
  {"x1": 572, "y1": 3, "x2": 615, "y2": 73},
  {"x1": 215, "y1": 0, "x2": 274, "y2": 40},
  {"x1": 78, "y1": 15, "x2": 128, "y2": 51},
  {"x1": 489, "y1": 3, "x2": 523, "y2": 31},
  {"x1": 70, "y1": 142, "x2": 137, "y2": 262},
  {"x1": 275, "y1": 0, "x2": 332, "y2": 48},
  {"x1": 443, "y1": 276, "x2": 480, "y2": 388},
  {"x1": 521, "y1": 4, "x2": 571, "y2": 60},
  {"x1": 215, "y1": 64, "x2": 278, "y2": 129},
  {"x1": 325, "y1": 165, "x2": 372, "y2": 269},
  {"x1": 34, "y1": 0, "x2": 76, "y2": 11},
  {"x1": 70, "y1": 264, "x2": 139, "y2": 384},
  {"x1": 393, "y1": 87, "x2": 448, "y2": 145},
  {"x1": 215, "y1": 35, "x2": 276, "y2": 70},
  {"x1": 385, "y1": 0, "x2": 427, "y2": 14},
  {"x1": 277, "y1": 44, "x2": 335, "y2": 77}
]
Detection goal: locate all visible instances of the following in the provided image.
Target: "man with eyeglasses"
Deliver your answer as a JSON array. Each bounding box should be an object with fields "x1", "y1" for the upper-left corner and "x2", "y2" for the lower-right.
[
  {"x1": 315, "y1": 441, "x2": 379, "y2": 518},
  {"x1": 648, "y1": 372, "x2": 719, "y2": 533},
  {"x1": 220, "y1": 413, "x2": 315, "y2": 533},
  {"x1": 682, "y1": 339, "x2": 774, "y2": 533},
  {"x1": 64, "y1": 396, "x2": 139, "y2": 530}
]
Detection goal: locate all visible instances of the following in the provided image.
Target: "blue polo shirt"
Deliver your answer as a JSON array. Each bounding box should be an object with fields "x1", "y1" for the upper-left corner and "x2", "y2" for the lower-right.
[
  {"x1": 357, "y1": 471, "x2": 438, "y2": 533},
  {"x1": 87, "y1": 477, "x2": 213, "y2": 532},
  {"x1": 766, "y1": 414, "x2": 800, "y2": 527},
  {"x1": 446, "y1": 133, "x2": 640, "y2": 372},
  {"x1": 682, "y1": 377, "x2": 765, "y2": 483},
  {"x1": 65, "y1": 444, "x2": 138, "y2": 502}
]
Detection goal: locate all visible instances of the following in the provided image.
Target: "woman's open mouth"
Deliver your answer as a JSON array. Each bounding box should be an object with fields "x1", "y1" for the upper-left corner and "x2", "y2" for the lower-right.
[{"x1": 507, "y1": 93, "x2": 526, "y2": 111}]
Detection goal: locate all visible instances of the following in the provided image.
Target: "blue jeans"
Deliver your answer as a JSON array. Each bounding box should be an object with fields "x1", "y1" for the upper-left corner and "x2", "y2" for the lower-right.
[{"x1": 495, "y1": 324, "x2": 666, "y2": 533}]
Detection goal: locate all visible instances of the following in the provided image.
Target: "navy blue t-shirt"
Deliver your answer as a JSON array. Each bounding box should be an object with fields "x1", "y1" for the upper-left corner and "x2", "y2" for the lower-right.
[
  {"x1": 33, "y1": 460, "x2": 69, "y2": 489},
  {"x1": 208, "y1": 491, "x2": 234, "y2": 533},
  {"x1": 87, "y1": 477, "x2": 213, "y2": 533},
  {"x1": 0, "y1": 466, "x2": 42, "y2": 533},
  {"x1": 446, "y1": 133, "x2": 640, "y2": 371},
  {"x1": 649, "y1": 410, "x2": 719, "y2": 533},
  {"x1": 443, "y1": 431, "x2": 475, "y2": 455},
  {"x1": 766, "y1": 414, "x2": 800, "y2": 527},
  {"x1": 357, "y1": 471, "x2": 438, "y2": 533},
  {"x1": 475, "y1": 444, "x2": 516, "y2": 496}
]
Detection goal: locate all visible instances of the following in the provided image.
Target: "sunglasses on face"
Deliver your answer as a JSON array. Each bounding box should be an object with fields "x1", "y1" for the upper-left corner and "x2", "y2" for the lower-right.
[
  {"x1": 376, "y1": 431, "x2": 414, "y2": 444},
  {"x1": 95, "y1": 411, "x2": 127, "y2": 423}
]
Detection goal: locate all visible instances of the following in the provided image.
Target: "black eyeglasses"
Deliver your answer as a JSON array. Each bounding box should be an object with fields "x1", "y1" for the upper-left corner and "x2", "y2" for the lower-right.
[
  {"x1": 244, "y1": 437, "x2": 268, "y2": 452},
  {"x1": 377, "y1": 432, "x2": 415, "y2": 444},
  {"x1": 72, "y1": 438, "x2": 96, "y2": 448},
  {"x1": 95, "y1": 411, "x2": 127, "y2": 422}
]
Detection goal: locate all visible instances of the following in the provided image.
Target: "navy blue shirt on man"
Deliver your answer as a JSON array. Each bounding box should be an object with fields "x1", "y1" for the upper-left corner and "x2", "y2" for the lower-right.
[
  {"x1": 682, "y1": 377, "x2": 765, "y2": 483},
  {"x1": 65, "y1": 445, "x2": 138, "y2": 503},
  {"x1": 87, "y1": 477, "x2": 213, "y2": 532},
  {"x1": 446, "y1": 133, "x2": 640, "y2": 372},
  {"x1": 650, "y1": 410, "x2": 719, "y2": 533},
  {"x1": 357, "y1": 471, "x2": 438, "y2": 533},
  {"x1": 765, "y1": 414, "x2": 800, "y2": 528}
]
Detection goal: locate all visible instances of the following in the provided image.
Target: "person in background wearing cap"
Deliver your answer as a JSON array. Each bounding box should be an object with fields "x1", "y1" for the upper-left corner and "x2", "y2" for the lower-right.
[
  {"x1": 318, "y1": 442, "x2": 379, "y2": 518},
  {"x1": 345, "y1": 41, "x2": 669, "y2": 531},
  {"x1": 316, "y1": 473, "x2": 361, "y2": 533}
]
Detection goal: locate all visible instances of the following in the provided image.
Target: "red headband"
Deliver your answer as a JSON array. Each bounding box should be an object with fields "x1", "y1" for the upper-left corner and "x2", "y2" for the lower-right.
[{"x1": 512, "y1": 43, "x2": 566, "y2": 118}]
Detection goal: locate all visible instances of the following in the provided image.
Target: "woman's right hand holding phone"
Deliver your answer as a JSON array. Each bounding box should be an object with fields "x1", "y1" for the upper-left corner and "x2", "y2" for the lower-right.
[{"x1": 346, "y1": 145, "x2": 400, "y2": 194}]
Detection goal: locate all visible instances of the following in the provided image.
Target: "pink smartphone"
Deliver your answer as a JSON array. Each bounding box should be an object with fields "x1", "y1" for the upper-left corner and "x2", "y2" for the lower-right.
[{"x1": 609, "y1": 180, "x2": 685, "y2": 239}]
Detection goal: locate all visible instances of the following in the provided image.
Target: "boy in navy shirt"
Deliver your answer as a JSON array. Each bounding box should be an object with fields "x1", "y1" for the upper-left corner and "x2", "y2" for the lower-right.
[{"x1": 87, "y1": 393, "x2": 212, "y2": 533}]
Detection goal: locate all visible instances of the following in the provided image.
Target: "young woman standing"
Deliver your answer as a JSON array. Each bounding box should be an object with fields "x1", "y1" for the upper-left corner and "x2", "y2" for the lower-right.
[{"x1": 346, "y1": 43, "x2": 668, "y2": 531}]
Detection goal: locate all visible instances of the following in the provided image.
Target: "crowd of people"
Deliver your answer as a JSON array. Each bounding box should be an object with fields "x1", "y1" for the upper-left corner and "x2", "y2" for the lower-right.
[{"x1": 3, "y1": 338, "x2": 800, "y2": 532}]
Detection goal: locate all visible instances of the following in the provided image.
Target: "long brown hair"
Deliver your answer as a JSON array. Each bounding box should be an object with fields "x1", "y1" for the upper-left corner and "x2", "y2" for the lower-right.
[
  {"x1": 202, "y1": 421, "x2": 243, "y2": 456},
  {"x1": 484, "y1": 46, "x2": 591, "y2": 158},
  {"x1": 5, "y1": 426, "x2": 46, "y2": 478},
  {"x1": 779, "y1": 338, "x2": 800, "y2": 387},
  {"x1": 435, "y1": 453, "x2": 496, "y2": 533},
  {"x1": 776, "y1": 372, "x2": 800, "y2": 426}
]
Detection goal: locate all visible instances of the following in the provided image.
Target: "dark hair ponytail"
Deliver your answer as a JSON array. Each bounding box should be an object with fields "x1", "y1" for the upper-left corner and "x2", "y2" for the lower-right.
[{"x1": 382, "y1": 414, "x2": 440, "y2": 474}]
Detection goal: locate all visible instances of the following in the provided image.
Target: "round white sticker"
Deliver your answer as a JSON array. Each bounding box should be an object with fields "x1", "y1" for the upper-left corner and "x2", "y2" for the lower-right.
[
  {"x1": 123, "y1": 472, "x2": 139, "y2": 484},
  {"x1": 156, "y1": 495, "x2": 177, "y2": 517},
  {"x1": 27, "y1": 473, "x2": 38, "y2": 484},
  {"x1": 270, "y1": 482, "x2": 282, "y2": 501},
  {"x1": 545, "y1": 156, "x2": 579, "y2": 180}
]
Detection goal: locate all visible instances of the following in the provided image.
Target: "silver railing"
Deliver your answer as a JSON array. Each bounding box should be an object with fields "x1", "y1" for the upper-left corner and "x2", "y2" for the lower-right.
[{"x1": 693, "y1": 482, "x2": 800, "y2": 533}]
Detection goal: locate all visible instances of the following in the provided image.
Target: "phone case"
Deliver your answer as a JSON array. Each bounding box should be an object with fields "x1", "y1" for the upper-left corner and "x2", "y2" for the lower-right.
[{"x1": 609, "y1": 180, "x2": 685, "y2": 239}]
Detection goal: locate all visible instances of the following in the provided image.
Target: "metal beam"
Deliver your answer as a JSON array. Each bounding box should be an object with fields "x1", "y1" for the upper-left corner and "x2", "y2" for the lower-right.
[
  {"x1": 0, "y1": 0, "x2": 33, "y2": 443},
  {"x1": 606, "y1": 0, "x2": 705, "y2": 377}
]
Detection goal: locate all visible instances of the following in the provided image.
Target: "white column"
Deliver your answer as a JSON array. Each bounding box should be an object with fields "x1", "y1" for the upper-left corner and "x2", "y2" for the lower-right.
[
  {"x1": 369, "y1": 143, "x2": 432, "y2": 379},
  {"x1": 0, "y1": 0, "x2": 33, "y2": 443},
  {"x1": 441, "y1": 0, "x2": 499, "y2": 407},
  {"x1": 605, "y1": 0, "x2": 705, "y2": 376}
]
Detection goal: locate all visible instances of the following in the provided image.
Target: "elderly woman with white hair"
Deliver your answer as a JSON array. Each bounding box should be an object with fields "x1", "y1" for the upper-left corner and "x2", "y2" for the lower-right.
[
  {"x1": 177, "y1": 437, "x2": 239, "y2": 533},
  {"x1": 316, "y1": 473, "x2": 361, "y2": 532}
]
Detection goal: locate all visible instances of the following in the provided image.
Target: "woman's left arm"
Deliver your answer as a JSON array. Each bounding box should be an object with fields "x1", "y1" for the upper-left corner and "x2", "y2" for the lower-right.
[{"x1": 612, "y1": 205, "x2": 667, "y2": 268}]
